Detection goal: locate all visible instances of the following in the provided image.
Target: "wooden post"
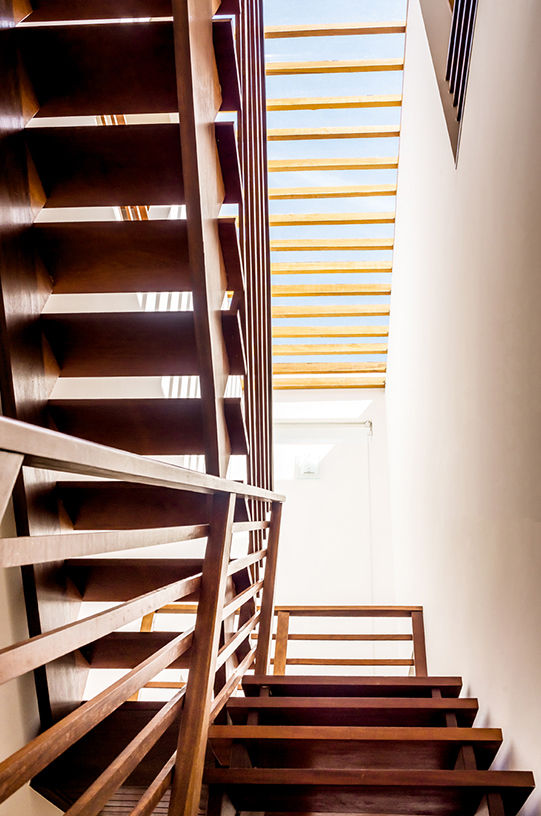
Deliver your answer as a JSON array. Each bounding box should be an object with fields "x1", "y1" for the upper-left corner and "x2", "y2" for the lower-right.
[
  {"x1": 167, "y1": 493, "x2": 236, "y2": 816},
  {"x1": 273, "y1": 610, "x2": 290, "y2": 675},
  {"x1": 411, "y1": 609, "x2": 428, "y2": 676},
  {"x1": 254, "y1": 501, "x2": 282, "y2": 674}
]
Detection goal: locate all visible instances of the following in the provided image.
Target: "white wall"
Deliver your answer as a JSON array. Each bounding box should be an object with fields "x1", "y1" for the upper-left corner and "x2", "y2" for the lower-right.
[
  {"x1": 273, "y1": 389, "x2": 393, "y2": 604},
  {"x1": 387, "y1": 0, "x2": 541, "y2": 810}
]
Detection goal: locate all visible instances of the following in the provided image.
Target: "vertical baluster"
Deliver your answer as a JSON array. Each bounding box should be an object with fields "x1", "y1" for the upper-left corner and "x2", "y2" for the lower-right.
[
  {"x1": 254, "y1": 501, "x2": 283, "y2": 673},
  {"x1": 273, "y1": 610, "x2": 290, "y2": 675},
  {"x1": 411, "y1": 609, "x2": 428, "y2": 676}
]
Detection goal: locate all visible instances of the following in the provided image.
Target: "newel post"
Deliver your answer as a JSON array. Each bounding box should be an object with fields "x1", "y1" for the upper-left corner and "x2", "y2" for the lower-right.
[
  {"x1": 254, "y1": 501, "x2": 283, "y2": 674},
  {"x1": 167, "y1": 492, "x2": 236, "y2": 816}
]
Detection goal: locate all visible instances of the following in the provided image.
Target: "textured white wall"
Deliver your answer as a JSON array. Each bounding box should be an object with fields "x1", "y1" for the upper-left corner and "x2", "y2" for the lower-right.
[
  {"x1": 273, "y1": 389, "x2": 393, "y2": 605},
  {"x1": 387, "y1": 0, "x2": 541, "y2": 810}
]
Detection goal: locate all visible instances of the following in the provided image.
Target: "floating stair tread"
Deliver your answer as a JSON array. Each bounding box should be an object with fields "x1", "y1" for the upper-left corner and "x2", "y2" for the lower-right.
[
  {"x1": 203, "y1": 768, "x2": 534, "y2": 816},
  {"x1": 242, "y1": 675, "x2": 463, "y2": 697},
  {"x1": 82, "y1": 631, "x2": 191, "y2": 669},
  {"x1": 18, "y1": 18, "x2": 240, "y2": 115},
  {"x1": 226, "y1": 696, "x2": 479, "y2": 727},
  {"x1": 48, "y1": 398, "x2": 248, "y2": 456},
  {"x1": 41, "y1": 310, "x2": 245, "y2": 377},
  {"x1": 208, "y1": 725, "x2": 502, "y2": 769},
  {"x1": 56, "y1": 482, "x2": 248, "y2": 529},
  {"x1": 22, "y1": 1, "x2": 173, "y2": 21},
  {"x1": 65, "y1": 558, "x2": 204, "y2": 601},
  {"x1": 25, "y1": 121, "x2": 241, "y2": 207},
  {"x1": 34, "y1": 218, "x2": 243, "y2": 294}
]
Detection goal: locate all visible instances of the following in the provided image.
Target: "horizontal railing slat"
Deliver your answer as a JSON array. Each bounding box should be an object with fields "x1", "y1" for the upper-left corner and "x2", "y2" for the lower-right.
[
  {"x1": 273, "y1": 605, "x2": 422, "y2": 617},
  {"x1": 0, "y1": 629, "x2": 194, "y2": 803},
  {"x1": 0, "y1": 574, "x2": 201, "y2": 686}
]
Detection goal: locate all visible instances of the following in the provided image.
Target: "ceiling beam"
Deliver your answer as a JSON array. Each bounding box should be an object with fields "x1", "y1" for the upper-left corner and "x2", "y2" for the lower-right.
[
  {"x1": 264, "y1": 22, "x2": 406, "y2": 38},
  {"x1": 272, "y1": 343, "x2": 388, "y2": 355},
  {"x1": 267, "y1": 126, "x2": 400, "y2": 141},
  {"x1": 272, "y1": 325, "x2": 389, "y2": 338},
  {"x1": 271, "y1": 238, "x2": 394, "y2": 252},
  {"x1": 273, "y1": 376, "x2": 386, "y2": 389},
  {"x1": 268, "y1": 185, "x2": 396, "y2": 199},
  {"x1": 269, "y1": 212, "x2": 395, "y2": 226},
  {"x1": 272, "y1": 284, "x2": 391, "y2": 297},
  {"x1": 266, "y1": 59, "x2": 404, "y2": 75},
  {"x1": 268, "y1": 157, "x2": 398, "y2": 172},
  {"x1": 267, "y1": 95, "x2": 402, "y2": 111}
]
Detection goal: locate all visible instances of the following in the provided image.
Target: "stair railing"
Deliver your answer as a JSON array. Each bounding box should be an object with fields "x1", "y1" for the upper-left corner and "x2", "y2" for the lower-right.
[
  {"x1": 259, "y1": 605, "x2": 428, "y2": 676},
  {"x1": 0, "y1": 416, "x2": 284, "y2": 816}
]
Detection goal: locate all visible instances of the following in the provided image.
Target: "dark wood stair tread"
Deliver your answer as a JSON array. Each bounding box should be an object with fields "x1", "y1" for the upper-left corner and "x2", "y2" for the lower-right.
[
  {"x1": 42, "y1": 310, "x2": 245, "y2": 377},
  {"x1": 23, "y1": 0, "x2": 238, "y2": 22},
  {"x1": 203, "y1": 768, "x2": 534, "y2": 816},
  {"x1": 48, "y1": 397, "x2": 249, "y2": 455},
  {"x1": 25, "y1": 121, "x2": 241, "y2": 207},
  {"x1": 18, "y1": 18, "x2": 240, "y2": 116},
  {"x1": 34, "y1": 218, "x2": 243, "y2": 294},
  {"x1": 55, "y1": 482, "x2": 249, "y2": 529},
  {"x1": 242, "y1": 675, "x2": 463, "y2": 698},
  {"x1": 226, "y1": 696, "x2": 479, "y2": 727},
  {"x1": 81, "y1": 631, "x2": 192, "y2": 669},
  {"x1": 65, "y1": 557, "x2": 204, "y2": 600},
  {"x1": 209, "y1": 725, "x2": 501, "y2": 770}
]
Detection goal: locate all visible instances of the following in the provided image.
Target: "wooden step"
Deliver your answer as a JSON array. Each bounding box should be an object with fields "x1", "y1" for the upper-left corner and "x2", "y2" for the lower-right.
[
  {"x1": 208, "y1": 725, "x2": 502, "y2": 770},
  {"x1": 226, "y1": 696, "x2": 479, "y2": 727},
  {"x1": 65, "y1": 555, "x2": 252, "y2": 601},
  {"x1": 31, "y1": 701, "x2": 180, "y2": 810},
  {"x1": 82, "y1": 632, "x2": 192, "y2": 669},
  {"x1": 48, "y1": 398, "x2": 248, "y2": 456},
  {"x1": 203, "y1": 767, "x2": 534, "y2": 816},
  {"x1": 56, "y1": 482, "x2": 248, "y2": 530},
  {"x1": 41, "y1": 311, "x2": 245, "y2": 377},
  {"x1": 34, "y1": 219, "x2": 243, "y2": 294},
  {"x1": 25, "y1": 121, "x2": 241, "y2": 207},
  {"x1": 17, "y1": 19, "x2": 240, "y2": 116},
  {"x1": 242, "y1": 676, "x2": 463, "y2": 698},
  {"x1": 65, "y1": 558, "x2": 204, "y2": 601},
  {"x1": 23, "y1": 0, "x2": 239, "y2": 22}
]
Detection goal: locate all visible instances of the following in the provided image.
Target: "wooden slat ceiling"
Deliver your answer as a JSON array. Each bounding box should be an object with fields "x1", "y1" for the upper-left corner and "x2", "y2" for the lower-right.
[{"x1": 265, "y1": 3, "x2": 406, "y2": 389}]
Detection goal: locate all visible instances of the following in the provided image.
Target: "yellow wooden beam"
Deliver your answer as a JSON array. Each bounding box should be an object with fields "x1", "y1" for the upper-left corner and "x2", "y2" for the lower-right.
[
  {"x1": 272, "y1": 284, "x2": 391, "y2": 297},
  {"x1": 271, "y1": 261, "x2": 392, "y2": 273},
  {"x1": 265, "y1": 58, "x2": 404, "y2": 75},
  {"x1": 271, "y1": 238, "x2": 394, "y2": 251},
  {"x1": 273, "y1": 343, "x2": 388, "y2": 355},
  {"x1": 267, "y1": 95, "x2": 402, "y2": 111},
  {"x1": 273, "y1": 325, "x2": 389, "y2": 338},
  {"x1": 273, "y1": 376, "x2": 386, "y2": 389},
  {"x1": 269, "y1": 212, "x2": 395, "y2": 226},
  {"x1": 273, "y1": 305, "x2": 390, "y2": 318},
  {"x1": 268, "y1": 185, "x2": 396, "y2": 199},
  {"x1": 267, "y1": 126, "x2": 400, "y2": 141},
  {"x1": 274, "y1": 361, "x2": 386, "y2": 374},
  {"x1": 268, "y1": 157, "x2": 398, "y2": 172},
  {"x1": 264, "y1": 22, "x2": 406, "y2": 38}
]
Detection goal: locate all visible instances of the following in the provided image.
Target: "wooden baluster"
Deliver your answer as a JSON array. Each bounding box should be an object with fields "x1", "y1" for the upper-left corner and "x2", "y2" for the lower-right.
[
  {"x1": 273, "y1": 610, "x2": 290, "y2": 675},
  {"x1": 411, "y1": 609, "x2": 428, "y2": 676},
  {"x1": 254, "y1": 501, "x2": 283, "y2": 674},
  {"x1": 167, "y1": 492, "x2": 236, "y2": 816}
]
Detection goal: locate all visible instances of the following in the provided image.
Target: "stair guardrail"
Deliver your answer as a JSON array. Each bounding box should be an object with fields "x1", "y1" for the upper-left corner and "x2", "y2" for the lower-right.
[{"x1": 0, "y1": 416, "x2": 284, "y2": 815}]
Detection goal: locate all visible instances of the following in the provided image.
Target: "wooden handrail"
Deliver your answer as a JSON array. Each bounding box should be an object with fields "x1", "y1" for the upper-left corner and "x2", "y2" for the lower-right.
[
  {"x1": 268, "y1": 606, "x2": 428, "y2": 677},
  {"x1": 0, "y1": 416, "x2": 284, "y2": 503}
]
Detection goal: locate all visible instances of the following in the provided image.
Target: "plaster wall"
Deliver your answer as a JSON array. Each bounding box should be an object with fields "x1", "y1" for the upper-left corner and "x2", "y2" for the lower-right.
[{"x1": 387, "y1": 0, "x2": 541, "y2": 810}]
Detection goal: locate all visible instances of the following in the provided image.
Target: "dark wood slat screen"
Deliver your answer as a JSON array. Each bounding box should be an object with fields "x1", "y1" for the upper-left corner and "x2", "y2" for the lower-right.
[{"x1": 445, "y1": 0, "x2": 479, "y2": 121}]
